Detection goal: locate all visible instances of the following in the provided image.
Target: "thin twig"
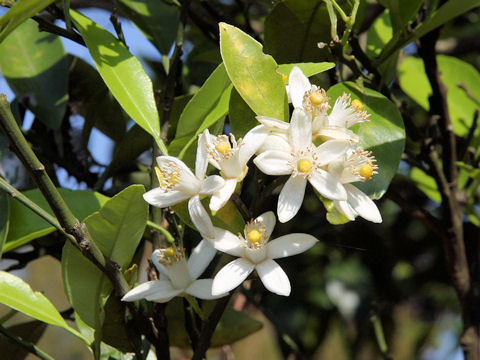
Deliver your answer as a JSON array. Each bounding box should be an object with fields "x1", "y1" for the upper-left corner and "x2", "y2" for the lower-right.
[{"x1": 0, "y1": 324, "x2": 55, "y2": 360}]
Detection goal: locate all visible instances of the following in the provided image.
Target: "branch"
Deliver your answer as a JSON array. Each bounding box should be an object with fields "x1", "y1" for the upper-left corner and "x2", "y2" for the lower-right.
[{"x1": 0, "y1": 324, "x2": 54, "y2": 360}]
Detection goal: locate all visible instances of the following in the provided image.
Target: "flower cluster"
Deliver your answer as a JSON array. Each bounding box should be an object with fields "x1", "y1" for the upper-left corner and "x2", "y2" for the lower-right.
[{"x1": 122, "y1": 66, "x2": 382, "y2": 303}]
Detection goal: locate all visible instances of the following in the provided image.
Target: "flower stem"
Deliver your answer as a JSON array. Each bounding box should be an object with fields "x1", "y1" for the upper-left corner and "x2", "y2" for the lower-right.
[{"x1": 147, "y1": 220, "x2": 175, "y2": 244}]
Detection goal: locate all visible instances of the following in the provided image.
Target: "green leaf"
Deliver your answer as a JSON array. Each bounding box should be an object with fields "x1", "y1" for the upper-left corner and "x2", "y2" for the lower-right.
[
  {"x1": 5, "y1": 189, "x2": 109, "y2": 253},
  {"x1": 0, "y1": 190, "x2": 9, "y2": 260},
  {"x1": 410, "y1": 167, "x2": 441, "y2": 203},
  {"x1": 229, "y1": 87, "x2": 257, "y2": 138},
  {"x1": 70, "y1": 10, "x2": 161, "y2": 140},
  {"x1": 167, "y1": 298, "x2": 262, "y2": 348},
  {"x1": 0, "y1": 0, "x2": 56, "y2": 42},
  {"x1": 399, "y1": 55, "x2": 480, "y2": 137},
  {"x1": 456, "y1": 162, "x2": 480, "y2": 181},
  {"x1": 0, "y1": 19, "x2": 68, "y2": 129},
  {"x1": 68, "y1": 55, "x2": 127, "y2": 142},
  {"x1": 220, "y1": 22, "x2": 288, "y2": 121},
  {"x1": 366, "y1": 10, "x2": 393, "y2": 58},
  {"x1": 276, "y1": 62, "x2": 335, "y2": 77},
  {"x1": 377, "y1": 0, "x2": 422, "y2": 31},
  {"x1": 176, "y1": 64, "x2": 231, "y2": 139},
  {"x1": 264, "y1": 0, "x2": 333, "y2": 64},
  {"x1": 117, "y1": 0, "x2": 179, "y2": 55},
  {"x1": 62, "y1": 185, "x2": 148, "y2": 328},
  {"x1": 326, "y1": 82, "x2": 406, "y2": 198},
  {"x1": 0, "y1": 271, "x2": 88, "y2": 343}
]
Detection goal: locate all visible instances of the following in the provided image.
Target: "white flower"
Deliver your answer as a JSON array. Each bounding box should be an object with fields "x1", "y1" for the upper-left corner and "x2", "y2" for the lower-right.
[
  {"x1": 328, "y1": 149, "x2": 382, "y2": 223},
  {"x1": 282, "y1": 66, "x2": 369, "y2": 143},
  {"x1": 254, "y1": 108, "x2": 349, "y2": 223},
  {"x1": 203, "y1": 125, "x2": 268, "y2": 212},
  {"x1": 122, "y1": 241, "x2": 225, "y2": 302},
  {"x1": 143, "y1": 139, "x2": 224, "y2": 238},
  {"x1": 209, "y1": 211, "x2": 318, "y2": 296}
]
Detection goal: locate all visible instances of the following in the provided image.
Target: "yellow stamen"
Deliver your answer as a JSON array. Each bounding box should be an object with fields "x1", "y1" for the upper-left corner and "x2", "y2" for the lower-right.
[
  {"x1": 215, "y1": 141, "x2": 231, "y2": 154},
  {"x1": 352, "y1": 99, "x2": 364, "y2": 111},
  {"x1": 163, "y1": 247, "x2": 176, "y2": 258},
  {"x1": 309, "y1": 91, "x2": 324, "y2": 106},
  {"x1": 247, "y1": 230, "x2": 261, "y2": 243},
  {"x1": 297, "y1": 159, "x2": 313, "y2": 173},
  {"x1": 154, "y1": 166, "x2": 164, "y2": 184},
  {"x1": 360, "y1": 163, "x2": 374, "y2": 179},
  {"x1": 281, "y1": 73, "x2": 288, "y2": 84}
]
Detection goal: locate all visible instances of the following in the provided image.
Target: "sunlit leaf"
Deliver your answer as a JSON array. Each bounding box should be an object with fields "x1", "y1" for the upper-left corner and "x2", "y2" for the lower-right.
[
  {"x1": 0, "y1": 271, "x2": 88, "y2": 343},
  {"x1": 410, "y1": 167, "x2": 441, "y2": 203},
  {"x1": 0, "y1": 0, "x2": 56, "y2": 42},
  {"x1": 5, "y1": 189, "x2": 109, "y2": 253},
  {"x1": 277, "y1": 62, "x2": 335, "y2": 77},
  {"x1": 366, "y1": 10, "x2": 393, "y2": 58},
  {"x1": 220, "y1": 22, "x2": 288, "y2": 121},
  {"x1": 70, "y1": 10, "x2": 161, "y2": 139},
  {"x1": 0, "y1": 19, "x2": 68, "y2": 129},
  {"x1": 327, "y1": 82, "x2": 405, "y2": 199},
  {"x1": 399, "y1": 55, "x2": 480, "y2": 137}
]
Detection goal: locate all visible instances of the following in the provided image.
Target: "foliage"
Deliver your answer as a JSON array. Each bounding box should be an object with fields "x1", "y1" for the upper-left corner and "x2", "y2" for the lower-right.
[{"x1": 0, "y1": 1, "x2": 479, "y2": 359}]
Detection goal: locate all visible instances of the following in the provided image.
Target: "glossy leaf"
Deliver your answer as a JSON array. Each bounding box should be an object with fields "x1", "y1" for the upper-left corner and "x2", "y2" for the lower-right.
[
  {"x1": 68, "y1": 55, "x2": 127, "y2": 142},
  {"x1": 5, "y1": 189, "x2": 109, "y2": 253},
  {"x1": 399, "y1": 55, "x2": 480, "y2": 136},
  {"x1": 0, "y1": 0, "x2": 56, "y2": 42},
  {"x1": 70, "y1": 10, "x2": 161, "y2": 139},
  {"x1": 0, "y1": 19, "x2": 68, "y2": 129},
  {"x1": 229, "y1": 87, "x2": 257, "y2": 138},
  {"x1": 117, "y1": 0, "x2": 179, "y2": 55},
  {"x1": 0, "y1": 190, "x2": 8, "y2": 260},
  {"x1": 176, "y1": 63, "x2": 231, "y2": 139},
  {"x1": 220, "y1": 23, "x2": 288, "y2": 121},
  {"x1": 62, "y1": 185, "x2": 147, "y2": 328},
  {"x1": 366, "y1": 10, "x2": 393, "y2": 58},
  {"x1": 0, "y1": 271, "x2": 87, "y2": 343},
  {"x1": 264, "y1": 0, "x2": 334, "y2": 63},
  {"x1": 410, "y1": 167, "x2": 441, "y2": 203},
  {"x1": 327, "y1": 82, "x2": 405, "y2": 198},
  {"x1": 276, "y1": 62, "x2": 335, "y2": 78}
]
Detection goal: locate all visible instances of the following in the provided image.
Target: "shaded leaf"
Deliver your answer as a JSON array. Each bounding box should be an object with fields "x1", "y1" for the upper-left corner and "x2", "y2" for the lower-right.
[
  {"x1": 399, "y1": 55, "x2": 480, "y2": 137},
  {"x1": 0, "y1": 19, "x2": 68, "y2": 129},
  {"x1": 264, "y1": 0, "x2": 335, "y2": 63},
  {"x1": 0, "y1": 190, "x2": 9, "y2": 260},
  {"x1": 220, "y1": 23, "x2": 288, "y2": 121},
  {"x1": 0, "y1": 0, "x2": 56, "y2": 42},
  {"x1": 0, "y1": 271, "x2": 87, "y2": 342},
  {"x1": 117, "y1": 0, "x2": 179, "y2": 55},
  {"x1": 70, "y1": 10, "x2": 161, "y2": 139},
  {"x1": 62, "y1": 185, "x2": 147, "y2": 329},
  {"x1": 410, "y1": 167, "x2": 441, "y2": 203},
  {"x1": 327, "y1": 82, "x2": 406, "y2": 198},
  {"x1": 229, "y1": 87, "x2": 257, "y2": 138},
  {"x1": 5, "y1": 189, "x2": 109, "y2": 253}
]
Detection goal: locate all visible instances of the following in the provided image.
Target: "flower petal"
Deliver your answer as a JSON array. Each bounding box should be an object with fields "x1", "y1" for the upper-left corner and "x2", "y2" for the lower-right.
[
  {"x1": 289, "y1": 108, "x2": 312, "y2": 151},
  {"x1": 200, "y1": 175, "x2": 225, "y2": 195},
  {"x1": 202, "y1": 129, "x2": 221, "y2": 169},
  {"x1": 334, "y1": 199, "x2": 356, "y2": 221},
  {"x1": 186, "y1": 279, "x2": 228, "y2": 299},
  {"x1": 212, "y1": 258, "x2": 255, "y2": 295},
  {"x1": 267, "y1": 233, "x2": 318, "y2": 259},
  {"x1": 278, "y1": 175, "x2": 307, "y2": 223},
  {"x1": 122, "y1": 280, "x2": 181, "y2": 302},
  {"x1": 188, "y1": 196, "x2": 214, "y2": 238},
  {"x1": 156, "y1": 156, "x2": 198, "y2": 187},
  {"x1": 187, "y1": 240, "x2": 217, "y2": 280},
  {"x1": 256, "y1": 211, "x2": 276, "y2": 240},
  {"x1": 195, "y1": 132, "x2": 209, "y2": 179},
  {"x1": 309, "y1": 169, "x2": 347, "y2": 201},
  {"x1": 257, "y1": 133, "x2": 291, "y2": 154},
  {"x1": 315, "y1": 140, "x2": 351, "y2": 166},
  {"x1": 209, "y1": 227, "x2": 245, "y2": 257},
  {"x1": 209, "y1": 178, "x2": 237, "y2": 212},
  {"x1": 344, "y1": 184, "x2": 382, "y2": 223},
  {"x1": 315, "y1": 127, "x2": 359, "y2": 143},
  {"x1": 256, "y1": 116, "x2": 290, "y2": 132},
  {"x1": 143, "y1": 188, "x2": 190, "y2": 208},
  {"x1": 256, "y1": 259, "x2": 291, "y2": 296},
  {"x1": 289, "y1": 66, "x2": 311, "y2": 109},
  {"x1": 238, "y1": 125, "x2": 269, "y2": 165},
  {"x1": 254, "y1": 150, "x2": 292, "y2": 176}
]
